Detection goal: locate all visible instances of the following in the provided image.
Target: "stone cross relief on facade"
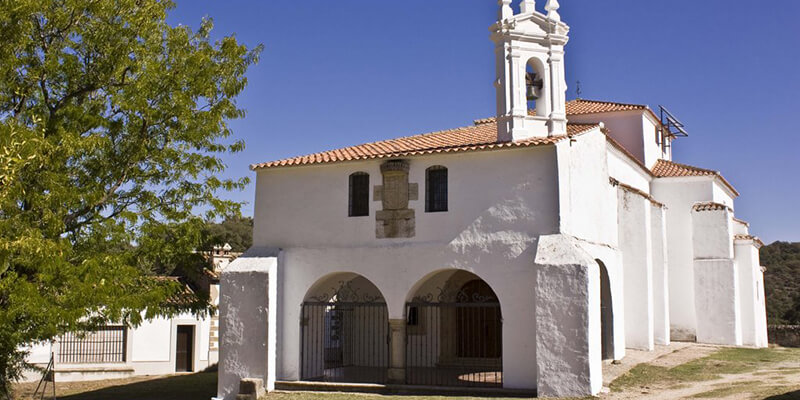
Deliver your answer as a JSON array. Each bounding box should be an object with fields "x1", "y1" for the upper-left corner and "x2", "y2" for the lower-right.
[{"x1": 373, "y1": 160, "x2": 417, "y2": 238}]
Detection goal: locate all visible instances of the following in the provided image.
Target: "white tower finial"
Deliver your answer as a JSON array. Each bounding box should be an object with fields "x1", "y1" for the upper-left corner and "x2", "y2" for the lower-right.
[
  {"x1": 498, "y1": 0, "x2": 513, "y2": 20},
  {"x1": 521, "y1": 0, "x2": 536, "y2": 14},
  {"x1": 491, "y1": 0, "x2": 570, "y2": 141},
  {"x1": 545, "y1": 0, "x2": 561, "y2": 21}
]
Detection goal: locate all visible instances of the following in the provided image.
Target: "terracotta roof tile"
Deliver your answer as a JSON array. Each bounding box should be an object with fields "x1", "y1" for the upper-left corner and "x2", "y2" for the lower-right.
[
  {"x1": 565, "y1": 99, "x2": 648, "y2": 115},
  {"x1": 692, "y1": 202, "x2": 731, "y2": 212},
  {"x1": 252, "y1": 123, "x2": 599, "y2": 170},
  {"x1": 734, "y1": 234, "x2": 764, "y2": 248},
  {"x1": 652, "y1": 159, "x2": 739, "y2": 197}
]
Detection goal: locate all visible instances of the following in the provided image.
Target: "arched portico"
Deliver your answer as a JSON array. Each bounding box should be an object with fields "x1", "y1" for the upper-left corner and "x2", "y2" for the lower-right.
[
  {"x1": 300, "y1": 272, "x2": 389, "y2": 384},
  {"x1": 404, "y1": 270, "x2": 503, "y2": 387}
]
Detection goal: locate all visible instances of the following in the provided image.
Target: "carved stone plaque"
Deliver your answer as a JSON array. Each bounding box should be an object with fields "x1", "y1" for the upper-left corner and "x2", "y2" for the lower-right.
[{"x1": 375, "y1": 160, "x2": 416, "y2": 238}]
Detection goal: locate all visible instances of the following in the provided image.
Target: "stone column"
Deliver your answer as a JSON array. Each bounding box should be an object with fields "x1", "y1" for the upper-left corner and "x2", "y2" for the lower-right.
[{"x1": 388, "y1": 319, "x2": 406, "y2": 384}]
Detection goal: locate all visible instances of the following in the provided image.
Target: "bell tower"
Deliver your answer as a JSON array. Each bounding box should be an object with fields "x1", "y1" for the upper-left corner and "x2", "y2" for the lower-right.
[{"x1": 492, "y1": 0, "x2": 570, "y2": 142}]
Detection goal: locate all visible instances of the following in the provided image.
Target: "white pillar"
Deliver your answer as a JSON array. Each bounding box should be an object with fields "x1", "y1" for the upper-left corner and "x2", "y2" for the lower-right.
[
  {"x1": 651, "y1": 204, "x2": 670, "y2": 345},
  {"x1": 691, "y1": 204, "x2": 742, "y2": 346},
  {"x1": 521, "y1": 0, "x2": 536, "y2": 14},
  {"x1": 534, "y1": 235, "x2": 602, "y2": 397},
  {"x1": 216, "y1": 250, "x2": 279, "y2": 400},
  {"x1": 618, "y1": 190, "x2": 655, "y2": 350}
]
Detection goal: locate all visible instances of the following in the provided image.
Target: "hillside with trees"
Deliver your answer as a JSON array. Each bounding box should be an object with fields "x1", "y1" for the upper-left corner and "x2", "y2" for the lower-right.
[
  {"x1": 202, "y1": 216, "x2": 253, "y2": 252},
  {"x1": 761, "y1": 242, "x2": 800, "y2": 325}
]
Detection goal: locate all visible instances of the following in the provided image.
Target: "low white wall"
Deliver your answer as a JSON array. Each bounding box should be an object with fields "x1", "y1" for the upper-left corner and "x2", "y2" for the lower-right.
[{"x1": 22, "y1": 312, "x2": 212, "y2": 383}]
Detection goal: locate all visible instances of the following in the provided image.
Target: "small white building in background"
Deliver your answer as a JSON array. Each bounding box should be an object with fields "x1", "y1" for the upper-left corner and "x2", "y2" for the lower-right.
[
  {"x1": 22, "y1": 245, "x2": 241, "y2": 382},
  {"x1": 215, "y1": 1, "x2": 769, "y2": 398}
]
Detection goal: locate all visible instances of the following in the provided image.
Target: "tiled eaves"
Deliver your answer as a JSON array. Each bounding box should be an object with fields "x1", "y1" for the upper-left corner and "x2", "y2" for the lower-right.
[
  {"x1": 609, "y1": 177, "x2": 665, "y2": 208},
  {"x1": 692, "y1": 202, "x2": 732, "y2": 212},
  {"x1": 734, "y1": 234, "x2": 765, "y2": 248},
  {"x1": 251, "y1": 123, "x2": 599, "y2": 170},
  {"x1": 652, "y1": 159, "x2": 740, "y2": 198}
]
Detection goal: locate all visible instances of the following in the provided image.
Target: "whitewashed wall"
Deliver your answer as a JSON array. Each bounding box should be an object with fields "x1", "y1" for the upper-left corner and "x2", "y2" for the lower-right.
[
  {"x1": 22, "y1": 312, "x2": 211, "y2": 382},
  {"x1": 651, "y1": 205, "x2": 670, "y2": 345},
  {"x1": 652, "y1": 178, "x2": 717, "y2": 340},
  {"x1": 734, "y1": 241, "x2": 768, "y2": 347},
  {"x1": 617, "y1": 190, "x2": 655, "y2": 350},
  {"x1": 556, "y1": 128, "x2": 618, "y2": 247},
  {"x1": 692, "y1": 207, "x2": 742, "y2": 345},
  {"x1": 261, "y1": 147, "x2": 560, "y2": 391}
]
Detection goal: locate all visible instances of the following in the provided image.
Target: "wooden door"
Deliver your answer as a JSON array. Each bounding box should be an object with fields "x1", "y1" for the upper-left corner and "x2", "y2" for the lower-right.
[{"x1": 176, "y1": 325, "x2": 194, "y2": 372}]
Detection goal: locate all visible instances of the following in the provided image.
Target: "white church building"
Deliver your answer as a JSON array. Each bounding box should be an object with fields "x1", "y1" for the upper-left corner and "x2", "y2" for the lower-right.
[{"x1": 217, "y1": 1, "x2": 768, "y2": 398}]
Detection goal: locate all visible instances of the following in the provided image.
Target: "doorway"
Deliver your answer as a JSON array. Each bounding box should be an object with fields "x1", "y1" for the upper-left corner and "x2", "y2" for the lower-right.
[
  {"x1": 176, "y1": 325, "x2": 194, "y2": 372},
  {"x1": 597, "y1": 260, "x2": 614, "y2": 360}
]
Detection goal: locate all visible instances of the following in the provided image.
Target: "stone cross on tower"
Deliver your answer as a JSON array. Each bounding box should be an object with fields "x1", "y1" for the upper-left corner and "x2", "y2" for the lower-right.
[{"x1": 491, "y1": 0, "x2": 570, "y2": 142}]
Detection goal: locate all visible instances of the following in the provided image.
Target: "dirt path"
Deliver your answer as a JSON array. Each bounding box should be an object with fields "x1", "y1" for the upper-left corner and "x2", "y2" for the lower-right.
[{"x1": 602, "y1": 346, "x2": 800, "y2": 400}]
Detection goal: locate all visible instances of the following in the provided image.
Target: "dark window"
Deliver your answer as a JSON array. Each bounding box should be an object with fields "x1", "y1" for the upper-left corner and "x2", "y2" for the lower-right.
[
  {"x1": 426, "y1": 166, "x2": 448, "y2": 212},
  {"x1": 349, "y1": 172, "x2": 370, "y2": 217}
]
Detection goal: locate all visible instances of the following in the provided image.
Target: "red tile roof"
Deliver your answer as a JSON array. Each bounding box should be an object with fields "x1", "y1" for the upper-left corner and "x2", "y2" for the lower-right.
[
  {"x1": 734, "y1": 234, "x2": 765, "y2": 248},
  {"x1": 652, "y1": 159, "x2": 739, "y2": 196},
  {"x1": 566, "y1": 99, "x2": 648, "y2": 115},
  {"x1": 692, "y1": 202, "x2": 731, "y2": 212},
  {"x1": 252, "y1": 123, "x2": 599, "y2": 170}
]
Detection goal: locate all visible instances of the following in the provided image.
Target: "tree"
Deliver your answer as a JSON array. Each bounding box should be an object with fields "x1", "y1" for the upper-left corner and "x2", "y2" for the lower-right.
[
  {"x1": 202, "y1": 216, "x2": 253, "y2": 252},
  {"x1": 0, "y1": 0, "x2": 261, "y2": 390},
  {"x1": 761, "y1": 242, "x2": 800, "y2": 325}
]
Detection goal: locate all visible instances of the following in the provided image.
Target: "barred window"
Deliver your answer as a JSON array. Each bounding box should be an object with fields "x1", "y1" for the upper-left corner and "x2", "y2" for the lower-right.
[
  {"x1": 348, "y1": 172, "x2": 370, "y2": 217},
  {"x1": 425, "y1": 166, "x2": 448, "y2": 213},
  {"x1": 58, "y1": 325, "x2": 127, "y2": 364}
]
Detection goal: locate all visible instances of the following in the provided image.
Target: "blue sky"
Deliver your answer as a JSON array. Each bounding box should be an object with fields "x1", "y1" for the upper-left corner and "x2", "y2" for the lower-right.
[{"x1": 168, "y1": 1, "x2": 800, "y2": 243}]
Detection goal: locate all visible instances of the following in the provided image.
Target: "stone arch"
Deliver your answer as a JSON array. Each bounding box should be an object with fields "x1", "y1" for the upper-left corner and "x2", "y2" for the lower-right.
[
  {"x1": 596, "y1": 259, "x2": 614, "y2": 360},
  {"x1": 404, "y1": 269, "x2": 503, "y2": 387},
  {"x1": 300, "y1": 272, "x2": 389, "y2": 383}
]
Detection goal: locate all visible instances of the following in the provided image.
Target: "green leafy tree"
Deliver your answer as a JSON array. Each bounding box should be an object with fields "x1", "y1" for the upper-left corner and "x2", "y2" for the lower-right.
[
  {"x1": 202, "y1": 215, "x2": 253, "y2": 252},
  {"x1": 761, "y1": 241, "x2": 800, "y2": 325},
  {"x1": 0, "y1": 0, "x2": 261, "y2": 390}
]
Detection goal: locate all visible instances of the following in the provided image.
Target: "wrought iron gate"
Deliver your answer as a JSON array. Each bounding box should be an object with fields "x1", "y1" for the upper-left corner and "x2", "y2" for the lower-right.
[
  {"x1": 300, "y1": 282, "x2": 389, "y2": 383},
  {"x1": 405, "y1": 280, "x2": 503, "y2": 387}
]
